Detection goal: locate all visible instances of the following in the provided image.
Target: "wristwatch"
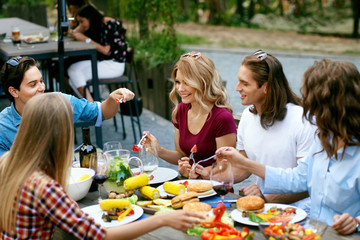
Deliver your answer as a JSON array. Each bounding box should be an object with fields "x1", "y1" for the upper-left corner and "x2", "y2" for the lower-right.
[
  {"x1": 85, "y1": 38, "x2": 91, "y2": 44},
  {"x1": 356, "y1": 222, "x2": 360, "y2": 233}
]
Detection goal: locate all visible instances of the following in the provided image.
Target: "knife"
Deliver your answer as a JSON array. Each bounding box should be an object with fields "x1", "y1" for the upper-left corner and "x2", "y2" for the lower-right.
[{"x1": 205, "y1": 199, "x2": 238, "y2": 203}]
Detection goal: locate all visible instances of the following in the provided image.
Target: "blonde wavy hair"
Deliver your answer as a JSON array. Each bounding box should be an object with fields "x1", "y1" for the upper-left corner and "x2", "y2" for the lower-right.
[
  {"x1": 302, "y1": 59, "x2": 360, "y2": 160},
  {"x1": 170, "y1": 51, "x2": 232, "y2": 123},
  {"x1": 0, "y1": 93, "x2": 74, "y2": 232}
]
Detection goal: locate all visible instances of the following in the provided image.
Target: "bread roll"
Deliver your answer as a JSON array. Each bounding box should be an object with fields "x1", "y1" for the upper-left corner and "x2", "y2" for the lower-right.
[
  {"x1": 171, "y1": 192, "x2": 199, "y2": 209},
  {"x1": 183, "y1": 202, "x2": 212, "y2": 216},
  {"x1": 187, "y1": 182, "x2": 214, "y2": 196},
  {"x1": 236, "y1": 195, "x2": 265, "y2": 213}
]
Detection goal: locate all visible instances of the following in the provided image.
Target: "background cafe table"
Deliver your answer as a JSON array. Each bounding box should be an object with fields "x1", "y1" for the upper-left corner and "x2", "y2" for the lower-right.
[
  {"x1": 55, "y1": 187, "x2": 359, "y2": 240},
  {"x1": 0, "y1": 17, "x2": 103, "y2": 147}
]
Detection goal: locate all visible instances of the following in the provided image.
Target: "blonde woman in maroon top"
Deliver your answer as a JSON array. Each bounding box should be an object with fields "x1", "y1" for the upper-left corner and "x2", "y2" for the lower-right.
[{"x1": 144, "y1": 52, "x2": 237, "y2": 179}]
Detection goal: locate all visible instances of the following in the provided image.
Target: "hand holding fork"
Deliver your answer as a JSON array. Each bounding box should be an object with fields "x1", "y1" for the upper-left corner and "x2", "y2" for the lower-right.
[
  {"x1": 132, "y1": 131, "x2": 149, "y2": 152},
  {"x1": 190, "y1": 147, "x2": 230, "y2": 173}
]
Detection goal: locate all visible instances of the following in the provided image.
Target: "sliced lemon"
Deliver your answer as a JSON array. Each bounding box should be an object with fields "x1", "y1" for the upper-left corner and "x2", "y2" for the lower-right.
[{"x1": 77, "y1": 173, "x2": 90, "y2": 182}]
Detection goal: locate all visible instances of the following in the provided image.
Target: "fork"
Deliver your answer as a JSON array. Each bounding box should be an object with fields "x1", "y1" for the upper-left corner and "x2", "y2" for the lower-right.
[
  {"x1": 189, "y1": 152, "x2": 195, "y2": 165},
  {"x1": 190, "y1": 147, "x2": 230, "y2": 172},
  {"x1": 132, "y1": 131, "x2": 148, "y2": 152}
]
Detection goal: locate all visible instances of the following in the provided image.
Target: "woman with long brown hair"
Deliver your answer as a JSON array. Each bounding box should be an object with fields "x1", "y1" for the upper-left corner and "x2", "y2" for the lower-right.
[{"x1": 0, "y1": 94, "x2": 203, "y2": 239}]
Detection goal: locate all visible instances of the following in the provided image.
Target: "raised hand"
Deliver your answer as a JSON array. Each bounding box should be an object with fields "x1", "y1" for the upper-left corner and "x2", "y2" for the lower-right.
[{"x1": 178, "y1": 157, "x2": 193, "y2": 178}]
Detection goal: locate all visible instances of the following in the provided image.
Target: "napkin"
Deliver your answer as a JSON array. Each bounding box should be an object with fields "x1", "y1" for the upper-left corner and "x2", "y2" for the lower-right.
[
  {"x1": 200, "y1": 195, "x2": 235, "y2": 208},
  {"x1": 137, "y1": 213, "x2": 147, "y2": 220}
]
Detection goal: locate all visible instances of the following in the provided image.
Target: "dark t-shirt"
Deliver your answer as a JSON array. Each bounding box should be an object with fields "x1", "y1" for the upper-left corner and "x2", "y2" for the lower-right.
[
  {"x1": 98, "y1": 19, "x2": 127, "y2": 62},
  {"x1": 172, "y1": 103, "x2": 237, "y2": 167}
]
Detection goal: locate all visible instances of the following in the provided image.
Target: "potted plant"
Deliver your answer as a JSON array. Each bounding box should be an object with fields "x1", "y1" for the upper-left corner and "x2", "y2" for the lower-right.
[{"x1": 125, "y1": 0, "x2": 185, "y2": 120}]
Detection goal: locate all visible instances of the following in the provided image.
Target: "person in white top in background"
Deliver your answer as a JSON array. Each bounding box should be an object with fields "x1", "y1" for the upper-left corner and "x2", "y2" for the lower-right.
[{"x1": 233, "y1": 50, "x2": 316, "y2": 214}]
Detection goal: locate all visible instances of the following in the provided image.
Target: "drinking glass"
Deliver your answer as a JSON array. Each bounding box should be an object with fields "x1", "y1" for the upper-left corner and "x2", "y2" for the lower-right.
[
  {"x1": 90, "y1": 153, "x2": 109, "y2": 202},
  {"x1": 210, "y1": 160, "x2": 234, "y2": 205},
  {"x1": 11, "y1": 26, "x2": 21, "y2": 44},
  {"x1": 103, "y1": 141, "x2": 122, "y2": 152},
  {"x1": 139, "y1": 142, "x2": 159, "y2": 179},
  {"x1": 103, "y1": 149, "x2": 144, "y2": 193}
]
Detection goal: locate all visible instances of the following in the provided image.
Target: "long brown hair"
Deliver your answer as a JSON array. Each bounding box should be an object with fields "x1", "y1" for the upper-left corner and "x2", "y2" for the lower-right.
[
  {"x1": 170, "y1": 52, "x2": 232, "y2": 123},
  {"x1": 302, "y1": 59, "x2": 360, "y2": 159},
  {"x1": 0, "y1": 94, "x2": 74, "y2": 232},
  {"x1": 242, "y1": 52, "x2": 301, "y2": 129}
]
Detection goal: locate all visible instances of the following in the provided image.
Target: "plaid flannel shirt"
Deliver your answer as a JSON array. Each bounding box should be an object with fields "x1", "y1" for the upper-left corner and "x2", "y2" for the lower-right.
[{"x1": 1, "y1": 171, "x2": 106, "y2": 239}]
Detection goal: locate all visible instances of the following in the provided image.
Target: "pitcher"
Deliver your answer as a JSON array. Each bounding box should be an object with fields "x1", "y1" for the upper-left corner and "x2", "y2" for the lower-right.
[{"x1": 103, "y1": 149, "x2": 143, "y2": 193}]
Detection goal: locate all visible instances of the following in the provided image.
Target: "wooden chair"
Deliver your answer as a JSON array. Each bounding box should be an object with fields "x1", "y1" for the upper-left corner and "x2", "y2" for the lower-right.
[{"x1": 84, "y1": 47, "x2": 142, "y2": 143}]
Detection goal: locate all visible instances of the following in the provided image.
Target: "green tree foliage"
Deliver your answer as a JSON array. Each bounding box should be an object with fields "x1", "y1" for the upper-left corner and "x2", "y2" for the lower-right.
[
  {"x1": 6, "y1": 0, "x2": 45, "y2": 5},
  {"x1": 124, "y1": 0, "x2": 183, "y2": 68}
]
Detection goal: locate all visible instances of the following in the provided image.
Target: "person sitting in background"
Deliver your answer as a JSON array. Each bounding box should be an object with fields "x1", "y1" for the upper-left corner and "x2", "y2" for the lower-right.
[
  {"x1": 216, "y1": 59, "x2": 360, "y2": 235},
  {"x1": 0, "y1": 93, "x2": 203, "y2": 239},
  {"x1": 67, "y1": 4, "x2": 127, "y2": 101},
  {"x1": 0, "y1": 56, "x2": 134, "y2": 156},
  {"x1": 233, "y1": 50, "x2": 316, "y2": 213},
  {"x1": 66, "y1": 0, "x2": 92, "y2": 30},
  {"x1": 143, "y1": 52, "x2": 237, "y2": 179}
]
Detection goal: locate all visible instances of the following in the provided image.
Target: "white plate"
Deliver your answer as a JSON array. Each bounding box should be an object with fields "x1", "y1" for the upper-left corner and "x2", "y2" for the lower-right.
[
  {"x1": 156, "y1": 179, "x2": 217, "y2": 198},
  {"x1": 149, "y1": 167, "x2": 179, "y2": 185},
  {"x1": 22, "y1": 35, "x2": 49, "y2": 44},
  {"x1": 231, "y1": 203, "x2": 307, "y2": 226},
  {"x1": 82, "y1": 204, "x2": 143, "y2": 228}
]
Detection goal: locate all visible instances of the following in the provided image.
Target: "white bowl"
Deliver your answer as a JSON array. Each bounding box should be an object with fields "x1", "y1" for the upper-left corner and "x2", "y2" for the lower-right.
[{"x1": 67, "y1": 168, "x2": 95, "y2": 201}]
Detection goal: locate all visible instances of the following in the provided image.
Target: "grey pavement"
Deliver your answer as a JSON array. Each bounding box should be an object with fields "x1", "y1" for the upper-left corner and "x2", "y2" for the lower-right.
[{"x1": 1, "y1": 47, "x2": 359, "y2": 193}]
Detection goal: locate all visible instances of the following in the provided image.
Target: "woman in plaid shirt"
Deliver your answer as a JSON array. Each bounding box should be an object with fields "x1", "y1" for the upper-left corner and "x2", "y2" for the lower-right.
[{"x1": 0, "y1": 94, "x2": 203, "y2": 239}]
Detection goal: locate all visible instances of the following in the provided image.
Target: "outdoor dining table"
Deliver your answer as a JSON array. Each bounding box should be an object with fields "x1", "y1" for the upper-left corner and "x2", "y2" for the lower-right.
[
  {"x1": 0, "y1": 17, "x2": 103, "y2": 147},
  {"x1": 54, "y1": 178, "x2": 359, "y2": 240}
]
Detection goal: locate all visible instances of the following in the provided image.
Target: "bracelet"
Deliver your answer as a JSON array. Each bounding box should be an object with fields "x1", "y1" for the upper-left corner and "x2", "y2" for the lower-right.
[{"x1": 85, "y1": 38, "x2": 91, "y2": 44}]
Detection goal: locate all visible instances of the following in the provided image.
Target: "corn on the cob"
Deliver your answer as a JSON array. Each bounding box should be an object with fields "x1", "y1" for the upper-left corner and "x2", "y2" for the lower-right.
[
  {"x1": 99, "y1": 199, "x2": 131, "y2": 211},
  {"x1": 140, "y1": 186, "x2": 160, "y2": 200},
  {"x1": 124, "y1": 173, "x2": 149, "y2": 191},
  {"x1": 163, "y1": 182, "x2": 186, "y2": 195}
]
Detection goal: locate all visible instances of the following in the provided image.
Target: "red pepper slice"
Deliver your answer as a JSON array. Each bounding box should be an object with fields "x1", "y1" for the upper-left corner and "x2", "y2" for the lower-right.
[
  {"x1": 180, "y1": 180, "x2": 189, "y2": 187},
  {"x1": 213, "y1": 203, "x2": 226, "y2": 222},
  {"x1": 302, "y1": 235, "x2": 316, "y2": 240},
  {"x1": 132, "y1": 145, "x2": 140, "y2": 152},
  {"x1": 116, "y1": 209, "x2": 135, "y2": 217}
]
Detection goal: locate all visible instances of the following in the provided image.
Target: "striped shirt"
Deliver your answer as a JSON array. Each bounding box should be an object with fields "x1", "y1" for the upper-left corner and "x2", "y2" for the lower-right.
[{"x1": 1, "y1": 171, "x2": 106, "y2": 239}]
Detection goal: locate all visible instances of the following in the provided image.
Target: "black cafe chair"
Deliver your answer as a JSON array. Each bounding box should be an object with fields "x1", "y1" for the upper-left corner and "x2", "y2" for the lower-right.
[{"x1": 83, "y1": 47, "x2": 142, "y2": 143}]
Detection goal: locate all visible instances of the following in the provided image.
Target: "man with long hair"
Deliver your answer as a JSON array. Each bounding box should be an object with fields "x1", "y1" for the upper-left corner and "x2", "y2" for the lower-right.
[{"x1": 233, "y1": 50, "x2": 316, "y2": 213}]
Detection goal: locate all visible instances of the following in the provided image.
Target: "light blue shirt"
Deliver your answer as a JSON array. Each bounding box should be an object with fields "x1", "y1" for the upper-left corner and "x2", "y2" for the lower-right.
[
  {"x1": 264, "y1": 137, "x2": 360, "y2": 225},
  {"x1": 0, "y1": 92, "x2": 103, "y2": 156}
]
